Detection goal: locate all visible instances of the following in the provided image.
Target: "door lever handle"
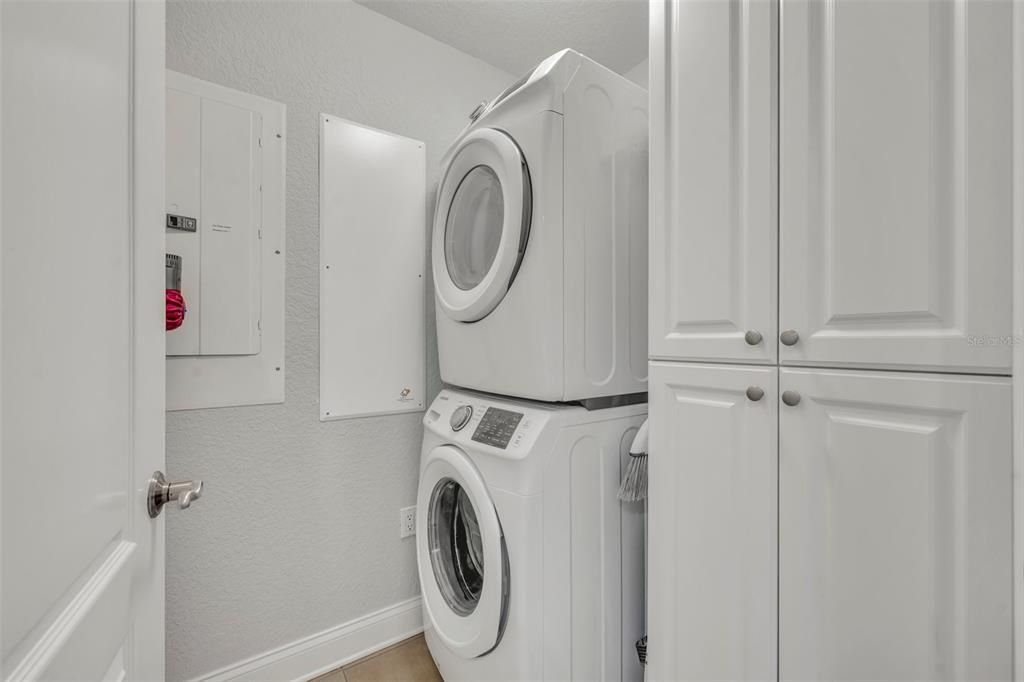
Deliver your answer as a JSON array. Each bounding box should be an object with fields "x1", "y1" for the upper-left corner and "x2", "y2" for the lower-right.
[
  {"x1": 148, "y1": 471, "x2": 203, "y2": 518},
  {"x1": 177, "y1": 481, "x2": 203, "y2": 510}
]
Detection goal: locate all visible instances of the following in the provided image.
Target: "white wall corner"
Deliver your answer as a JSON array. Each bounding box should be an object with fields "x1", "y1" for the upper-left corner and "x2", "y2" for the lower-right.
[{"x1": 187, "y1": 597, "x2": 423, "y2": 682}]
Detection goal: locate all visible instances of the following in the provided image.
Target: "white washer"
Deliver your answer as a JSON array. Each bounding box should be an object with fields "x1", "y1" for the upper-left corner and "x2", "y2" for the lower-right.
[
  {"x1": 432, "y1": 50, "x2": 649, "y2": 403},
  {"x1": 416, "y1": 388, "x2": 646, "y2": 681}
]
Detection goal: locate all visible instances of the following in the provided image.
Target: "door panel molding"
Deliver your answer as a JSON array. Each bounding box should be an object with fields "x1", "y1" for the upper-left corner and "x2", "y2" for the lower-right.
[
  {"x1": 780, "y1": 0, "x2": 1012, "y2": 373},
  {"x1": 650, "y1": 0, "x2": 778, "y2": 364},
  {"x1": 8, "y1": 542, "x2": 136, "y2": 682},
  {"x1": 648, "y1": 361, "x2": 777, "y2": 681},
  {"x1": 779, "y1": 368, "x2": 1012, "y2": 680}
]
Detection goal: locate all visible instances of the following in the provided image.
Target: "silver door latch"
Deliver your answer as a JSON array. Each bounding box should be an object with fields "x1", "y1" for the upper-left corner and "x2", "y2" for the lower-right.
[{"x1": 148, "y1": 471, "x2": 203, "y2": 518}]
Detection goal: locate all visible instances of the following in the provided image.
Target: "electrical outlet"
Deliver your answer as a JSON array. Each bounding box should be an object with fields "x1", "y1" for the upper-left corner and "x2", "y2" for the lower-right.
[{"x1": 400, "y1": 506, "x2": 416, "y2": 538}]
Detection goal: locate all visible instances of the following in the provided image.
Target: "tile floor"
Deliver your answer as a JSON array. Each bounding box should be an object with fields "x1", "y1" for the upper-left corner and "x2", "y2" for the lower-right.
[{"x1": 313, "y1": 634, "x2": 442, "y2": 682}]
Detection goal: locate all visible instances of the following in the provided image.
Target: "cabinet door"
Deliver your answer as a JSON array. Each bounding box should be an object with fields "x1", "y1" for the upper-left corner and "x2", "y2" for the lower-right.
[
  {"x1": 648, "y1": 362, "x2": 776, "y2": 681},
  {"x1": 779, "y1": 368, "x2": 1012, "y2": 681},
  {"x1": 650, "y1": 0, "x2": 777, "y2": 364},
  {"x1": 780, "y1": 0, "x2": 1012, "y2": 373}
]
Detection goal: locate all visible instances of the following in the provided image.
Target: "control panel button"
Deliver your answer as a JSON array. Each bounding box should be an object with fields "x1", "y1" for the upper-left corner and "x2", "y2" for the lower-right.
[
  {"x1": 450, "y1": 405, "x2": 473, "y2": 431},
  {"x1": 471, "y1": 407, "x2": 524, "y2": 449}
]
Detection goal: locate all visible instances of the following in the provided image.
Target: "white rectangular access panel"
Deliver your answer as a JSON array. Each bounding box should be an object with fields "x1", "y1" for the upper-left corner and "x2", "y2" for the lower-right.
[
  {"x1": 779, "y1": 368, "x2": 1012, "y2": 681},
  {"x1": 780, "y1": 0, "x2": 1012, "y2": 374},
  {"x1": 319, "y1": 114, "x2": 425, "y2": 420},
  {"x1": 199, "y1": 98, "x2": 262, "y2": 356},
  {"x1": 647, "y1": 361, "x2": 777, "y2": 682},
  {"x1": 650, "y1": 0, "x2": 777, "y2": 364},
  {"x1": 165, "y1": 71, "x2": 285, "y2": 410}
]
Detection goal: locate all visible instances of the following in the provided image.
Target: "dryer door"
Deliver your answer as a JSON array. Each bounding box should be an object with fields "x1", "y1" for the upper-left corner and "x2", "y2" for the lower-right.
[
  {"x1": 432, "y1": 128, "x2": 531, "y2": 322},
  {"x1": 416, "y1": 445, "x2": 510, "y2": 658}
]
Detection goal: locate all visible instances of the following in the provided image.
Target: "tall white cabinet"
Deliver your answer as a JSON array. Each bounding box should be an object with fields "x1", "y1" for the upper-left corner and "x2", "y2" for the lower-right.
[{"x1": 648, "y1": 1, "x2": 1015, "y2": 680}]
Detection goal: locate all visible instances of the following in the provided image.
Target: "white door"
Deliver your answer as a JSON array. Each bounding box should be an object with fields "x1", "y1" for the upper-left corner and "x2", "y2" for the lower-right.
[
  {"x1": 416, "y1": 446, "x2": 509, "y2": 659},
  {"x1": 780, "y1": 0, "x2": 1012, "y2": 374},
  {"x1": 432, "y1": 128, "x2": 531, "y2": 323},
  {"x1": 2, "y1": 1, "x2": 166, "y2": 680},
  {"x1": 647, "y1": 361, "x2": 777, "y2": 682},
  {"x1": 779, "y1": 368, "x2": 1012, "y2": 681},
  {"x1": 649, "y1": 0, "x2": 777, "y2": 365}
]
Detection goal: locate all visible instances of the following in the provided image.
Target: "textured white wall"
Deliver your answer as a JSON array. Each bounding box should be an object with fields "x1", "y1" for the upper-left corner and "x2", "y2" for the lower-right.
[{"x1": 164, "y1": 2, "x2": 511, "y2": 679}]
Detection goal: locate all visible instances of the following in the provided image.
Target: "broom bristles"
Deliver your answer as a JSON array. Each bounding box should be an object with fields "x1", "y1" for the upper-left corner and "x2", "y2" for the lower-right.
[{"x1": 617, "y1": 452, "x2": 648, "y2": 502}]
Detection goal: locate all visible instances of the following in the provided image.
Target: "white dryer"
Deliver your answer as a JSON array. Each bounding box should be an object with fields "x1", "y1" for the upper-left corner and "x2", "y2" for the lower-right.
[
  {"x1": 416, "y1": 388, "x2": 646, "y2": 681},
  {"x1": 432, "y1": 50, "x2": 649, "y2": 403}
]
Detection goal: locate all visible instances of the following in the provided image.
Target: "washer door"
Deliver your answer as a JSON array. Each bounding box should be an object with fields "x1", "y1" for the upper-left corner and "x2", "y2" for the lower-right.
[
  {"x1": 432, "y1": 128, "x2": 531, "y2": 322},
  {"x1": 416, "y1": 445, "x2": 510, "y2": 658}
]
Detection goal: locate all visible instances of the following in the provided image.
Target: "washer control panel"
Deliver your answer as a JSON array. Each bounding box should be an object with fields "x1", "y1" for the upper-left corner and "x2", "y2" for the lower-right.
[
  {"x1": 449, "y1": 405, "x2": 473, "y2": 431},
  {"x1": 470, "y1": 407, "x2": 523, "y2": 449},
  {"x1": 425, "y1": 390, "x2": 548, "y2": 458}
]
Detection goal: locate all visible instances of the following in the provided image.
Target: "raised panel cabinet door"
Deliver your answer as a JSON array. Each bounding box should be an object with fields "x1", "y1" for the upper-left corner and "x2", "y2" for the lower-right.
[
  {"x1": 780, "y1": 0, "x2": 1012, "y2": 373},
  {"x1": 650, "y1": 0, "x2": 777, "y2": 364},
  {"x1": 779, "y1": 368, "x2": 1012, "y2": 681},
  {"x1": 648, "y1": 362, "x2": 777, "y2": 681}
]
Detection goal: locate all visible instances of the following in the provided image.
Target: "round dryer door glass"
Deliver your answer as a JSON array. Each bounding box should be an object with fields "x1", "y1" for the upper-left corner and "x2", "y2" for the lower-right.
[
  {"x1": 445, "y1": 166, "x2": 504, "y2": 291},
  {"x1": 428, "y1": 478, "x2": 486, "y2": 615}
]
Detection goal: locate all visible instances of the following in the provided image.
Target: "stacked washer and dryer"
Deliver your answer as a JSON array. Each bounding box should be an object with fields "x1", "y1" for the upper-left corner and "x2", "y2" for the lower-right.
[{"x1": 416, "y1": 49, "x2": 649, "y2": 681}]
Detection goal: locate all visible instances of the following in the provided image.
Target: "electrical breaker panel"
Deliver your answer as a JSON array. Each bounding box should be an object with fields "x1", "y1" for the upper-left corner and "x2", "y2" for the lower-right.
[{"x1": 166, "y1": 88, "x2": 262, "y2": 357}]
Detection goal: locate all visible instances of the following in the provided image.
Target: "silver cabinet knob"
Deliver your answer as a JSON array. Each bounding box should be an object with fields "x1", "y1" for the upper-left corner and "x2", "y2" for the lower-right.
[
  {"x1": 148, "y1": 471, "x2": 203, "y2": 518},
  {"x1": 781, "y1": 390, "x2": 802, "y2": 406},
  {"x1": 780, "y1": 329, "x2": 800, "y2": 346},
  {"x1": 744, "y1": 330, "x2": 763, "y2": 346},
  {"x1": 745, "y1": 386, "x2": 765, "y2": 401}
]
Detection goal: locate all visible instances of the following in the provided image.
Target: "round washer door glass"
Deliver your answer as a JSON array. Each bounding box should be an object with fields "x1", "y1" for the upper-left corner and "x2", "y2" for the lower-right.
[
  {"x1": 415, "y1": 444, "x2": 510, "y2": 659},
  {"x1": 445, "y1": 166, "x2": 504, "y2": 291},
  {"x1": 428, "y1": 478, "x2": 486, "y2": 615}
]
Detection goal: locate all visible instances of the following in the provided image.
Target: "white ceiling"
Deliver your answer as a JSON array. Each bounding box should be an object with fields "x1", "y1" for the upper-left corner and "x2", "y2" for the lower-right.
[{"x1": 354, "y1": 0, "x2": 649, "y2": 77}]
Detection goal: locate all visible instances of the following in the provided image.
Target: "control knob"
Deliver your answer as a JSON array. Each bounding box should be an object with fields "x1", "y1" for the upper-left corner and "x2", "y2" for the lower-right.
[{"x1": 450, "y1": 405, "x2": 473, "y2": 431}]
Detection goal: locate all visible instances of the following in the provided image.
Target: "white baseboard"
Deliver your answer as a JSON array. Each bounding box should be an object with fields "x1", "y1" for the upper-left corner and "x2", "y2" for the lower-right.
[{"x1": 189, "y1": 597, "x2": 424, "y2": 682}]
